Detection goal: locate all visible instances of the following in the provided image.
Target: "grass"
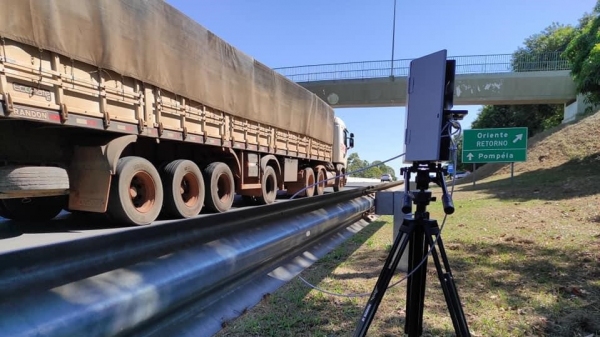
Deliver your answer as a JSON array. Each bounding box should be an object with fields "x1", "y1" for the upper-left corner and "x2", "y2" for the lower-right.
[
  {"x1": 216, "y1": 113, "x2": 600, "y2": 337},
  {"x1": 216, "y1": 168, "x2": 600, "y2": 336}
]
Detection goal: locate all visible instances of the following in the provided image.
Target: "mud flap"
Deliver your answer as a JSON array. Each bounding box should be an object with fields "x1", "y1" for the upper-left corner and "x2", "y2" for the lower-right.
[{"x1": 68, "y1": 135, "x2": 137, "y2": 212}]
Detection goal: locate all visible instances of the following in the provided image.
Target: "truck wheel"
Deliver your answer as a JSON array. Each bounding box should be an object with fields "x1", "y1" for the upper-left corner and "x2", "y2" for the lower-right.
[
  {"x1": 203, "y1": 162, "x2": 235, "y2": 213},
  {"x1": 0, "y1": 165, "x2": 69, "y2": 193},
  {"x1": 0, "y1": 196, "x2": 65, "y2": 221},
  {"x1": 162, "y1": 160, "x2": 204, "y2": 218},
  {"x1": 107, "y1": 156, "x2": 163, "y2": 225},
  {"x1": 258, "y1": 166, "x2": 278, "y2": 205},
  {"x1": 0, "y1": 202, "x2": 10, "y2": 219},
  {"x1": 314, "y1": 168, "x2": 326, "y2": 196},
  {"x1": 303, "y1": 167, "x2": 315, "y2": 197},
  {"x1": 333, "y1": 168, "x2": 344, "y2": 192}
]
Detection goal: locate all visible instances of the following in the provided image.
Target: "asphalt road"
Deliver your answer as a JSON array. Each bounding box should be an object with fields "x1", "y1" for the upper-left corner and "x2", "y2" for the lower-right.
[{"x1": 0, "y1": 182, "x2": 395, "y2": 254}]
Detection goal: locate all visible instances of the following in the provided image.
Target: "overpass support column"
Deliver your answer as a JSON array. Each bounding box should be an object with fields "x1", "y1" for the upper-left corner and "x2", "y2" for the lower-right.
[{"x1": 564, "y1": 94, "x2": 595, "y2": 123}]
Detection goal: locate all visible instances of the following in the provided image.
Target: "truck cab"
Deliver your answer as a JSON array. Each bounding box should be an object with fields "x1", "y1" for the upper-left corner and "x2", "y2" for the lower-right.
[{"x1": 333, "y1": 116, "x2": 354, "y2": 166}]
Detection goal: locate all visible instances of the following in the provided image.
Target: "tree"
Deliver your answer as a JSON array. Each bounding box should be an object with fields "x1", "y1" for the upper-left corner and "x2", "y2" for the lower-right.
[
  {"x1": 564, "y1": 2, "x2": 600, "y2": 106},
  {"x1": 452, "y1": 134, "x2": 466, "y2": 171},
  {"x1": 345, "y1": 152, "x2": 397, "y2": 180},
  {"x1": 512, "y1": 22, "x2": 578, "y2": 72},
  {"x1": 473, "y1": 21, "x2": 578, "y2": 141},
  {"x1": 347, "y1": 152, "x2": 363, "y2": 174},
  {"x1": 372, "y1": 160, "x2": 397, "y2": 180},
  {"x1": 471, "y1": 104, "x2": 563, "y2": 137}
]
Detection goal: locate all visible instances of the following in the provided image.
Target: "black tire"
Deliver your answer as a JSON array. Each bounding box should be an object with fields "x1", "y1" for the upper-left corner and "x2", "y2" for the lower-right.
[
  {"x1": 0, "y1": 196, "x2": 66, "y2": 221},
  {"x1": 161, "y1": 160, "x2": 204, "y2": 218},
  {"x1": 303, "y1": 167, "x2": 315, "y2": 197},
  {"x1": 203, "y1": 162, "x2": 235, "y2": 213},
  {"x1": 0, "y1": 166, "x2": 69, "y2": 192},
  {"x1": 107, "y1": 156, "x2": 163, "y2": 225},
  {"x1": 333, "y1": 175, "x2": 342, "y2": 192},
  {"x1": 257, "y1": 166, "x2": 278, "y2": 205},
  {"x1": 333, "y1": 167, "x2": 345, "y2": 192},
  {"x1": 0, "y1": 201, "x2": 10, "y2": 219},
  {"x1": 314, "y1": 168, "x2": 325, "y2": 196}
]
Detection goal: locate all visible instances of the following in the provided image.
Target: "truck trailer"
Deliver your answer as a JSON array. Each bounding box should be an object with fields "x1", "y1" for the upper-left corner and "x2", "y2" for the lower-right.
[{"x1": 0, "y1": 0, "x2": 354, "y2": 225}]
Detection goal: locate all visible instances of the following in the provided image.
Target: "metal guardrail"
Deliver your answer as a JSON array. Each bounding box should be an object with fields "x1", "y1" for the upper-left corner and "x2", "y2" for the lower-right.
[
  {"x1": 0, "y1": 187, "x2": 378, "y2": 298},
  {"x1": 0, "y1": 184, "x2": 400, "y2": 337},
  {"x1": 274, "y1": 52, "x2": 571, "y2": 82}
]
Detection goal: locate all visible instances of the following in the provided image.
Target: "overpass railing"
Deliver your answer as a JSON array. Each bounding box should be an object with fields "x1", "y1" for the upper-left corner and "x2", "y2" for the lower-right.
[{"x1": 274, "y1": 52, "x2": 571, "y2": 82}]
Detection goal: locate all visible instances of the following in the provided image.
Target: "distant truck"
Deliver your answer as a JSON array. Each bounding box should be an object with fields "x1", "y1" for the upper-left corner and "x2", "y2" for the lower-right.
[{"x1": 0, "y1": 0, "x2": 354, "y2": 225}]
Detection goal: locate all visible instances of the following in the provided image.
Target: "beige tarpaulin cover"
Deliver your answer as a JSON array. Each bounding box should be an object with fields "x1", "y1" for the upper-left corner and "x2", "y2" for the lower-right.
[{"x1": 0, "y1": 0, "x2": 334, "y2": 144}]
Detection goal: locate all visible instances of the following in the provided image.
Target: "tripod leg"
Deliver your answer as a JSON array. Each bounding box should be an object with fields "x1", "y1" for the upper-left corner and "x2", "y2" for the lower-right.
[
  {"x1": 353, "y1": 219, "x2": 416, "y2": 337},
  {"x1": 424, "y1": 222, "x2": 471, "y2": 337},
  {"x1": 404, "y1": 224, "x2": 427, "y2": 336}
]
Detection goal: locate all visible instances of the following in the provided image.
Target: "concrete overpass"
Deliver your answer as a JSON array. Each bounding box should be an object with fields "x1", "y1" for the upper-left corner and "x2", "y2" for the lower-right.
[{"x1": 274, "y1": 53, "x2": 584, "y2": 122}]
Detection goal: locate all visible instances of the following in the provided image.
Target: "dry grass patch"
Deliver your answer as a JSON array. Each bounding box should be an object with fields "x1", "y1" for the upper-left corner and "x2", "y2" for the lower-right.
[
  {"x1": 217, "y1": 161, "x2": 600, "y2": 336},
  {"x1": 216, "y1": 113, "x2": 600, "y2": 336}
]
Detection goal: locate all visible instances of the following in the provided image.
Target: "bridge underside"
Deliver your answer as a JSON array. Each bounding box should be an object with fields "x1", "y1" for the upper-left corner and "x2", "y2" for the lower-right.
[{"x1": 297, "y1": 70, "x2": 576, "y2": 108}]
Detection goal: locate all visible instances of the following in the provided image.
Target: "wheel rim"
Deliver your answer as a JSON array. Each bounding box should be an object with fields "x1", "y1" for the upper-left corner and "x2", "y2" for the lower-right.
[
  {"x1": 129, "y1": 171, "x2": 156, "y2": 213},
  {"x1": 318, "y1": 171, "x2": 325, "y2": 188},
  {"x1": 217, "y1": 173, "x2": 232, "y2": 203},
  {"x1": 180, "y1": 172, "x2": 200, "y2": 207},
  {"x1": 306, "y1": 172, "x2": 315, "y2": 195}
]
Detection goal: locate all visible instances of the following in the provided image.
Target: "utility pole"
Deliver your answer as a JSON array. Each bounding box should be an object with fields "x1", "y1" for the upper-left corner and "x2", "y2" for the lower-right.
[{"x1": 390, "y1": 0, "x2": 397, "y2": 78}]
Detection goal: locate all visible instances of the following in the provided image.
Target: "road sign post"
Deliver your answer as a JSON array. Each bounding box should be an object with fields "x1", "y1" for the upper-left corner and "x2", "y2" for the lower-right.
[{"x1": 462, "y1": 127, "x2": 528, "y2": 186}]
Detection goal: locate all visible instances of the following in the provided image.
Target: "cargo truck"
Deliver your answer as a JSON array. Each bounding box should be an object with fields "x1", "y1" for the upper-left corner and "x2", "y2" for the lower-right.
[{"x1": 0, "y1": 0, "x2": 354, "y2": 225}]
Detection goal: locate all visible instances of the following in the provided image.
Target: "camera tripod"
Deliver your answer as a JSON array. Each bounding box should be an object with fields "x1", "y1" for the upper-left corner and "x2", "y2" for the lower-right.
[{"x1": 353, "y1": 162, "x2": 470, "y2": 337}]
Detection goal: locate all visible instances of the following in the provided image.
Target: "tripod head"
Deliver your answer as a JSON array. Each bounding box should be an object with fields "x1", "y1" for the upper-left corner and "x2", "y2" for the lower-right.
[{"x1": 400, "y1": 161, "x2": 455, "y2": 215}]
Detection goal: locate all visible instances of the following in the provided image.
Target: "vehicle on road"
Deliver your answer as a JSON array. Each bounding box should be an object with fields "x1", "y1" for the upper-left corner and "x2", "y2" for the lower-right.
[
  {"x1": 380, "y1": 174, "x2": 392, "y2": 182},
  {"x1": 0, "y1": 0, "x2": 354, "y2": 225}
]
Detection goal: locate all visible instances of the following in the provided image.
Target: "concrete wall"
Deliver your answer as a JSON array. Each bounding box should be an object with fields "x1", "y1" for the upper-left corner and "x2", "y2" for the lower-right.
[{"x1": 563, "y1": 94, "x2": 594, "y2": 123}]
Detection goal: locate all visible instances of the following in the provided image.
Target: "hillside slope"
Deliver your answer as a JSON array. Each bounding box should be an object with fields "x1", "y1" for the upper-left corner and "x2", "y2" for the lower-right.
[{"x1": 458, "y1": 111, "x2": 600, "y2": 184}]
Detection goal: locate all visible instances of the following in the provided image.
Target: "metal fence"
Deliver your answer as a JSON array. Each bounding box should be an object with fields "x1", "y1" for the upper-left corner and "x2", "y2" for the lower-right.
[{"x1": 274, "y1": 52, "x2": 571, "y2": 82}]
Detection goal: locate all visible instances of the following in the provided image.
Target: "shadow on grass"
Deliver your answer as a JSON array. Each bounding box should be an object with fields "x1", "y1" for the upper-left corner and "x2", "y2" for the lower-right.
[
  {"x1": 444, "y1": 239, "x2": 600, "y2": 337},
  {"x1": 328, "y1": 232, "x2": 600, "y2": 336},
  {"x1": 227, "y1": 216, "x2": 600, "y2": 337},
  {"x1": 457, "y1": 152, "x2": 600, "y2": 202}
]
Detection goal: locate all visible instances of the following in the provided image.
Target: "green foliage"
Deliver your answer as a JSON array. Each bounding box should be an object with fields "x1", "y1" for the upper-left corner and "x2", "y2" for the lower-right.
[
  {"x1": 512, "y1": 22, "x2": 578, "y2": 72},
  {"x1": 347, "y1": 152, "x2": 397, "y2": 180},
  {"x1": 564, "y1": 2, "x2": 600, "y2": 105},
  {"x1": 472, "y1": 104, "x2": 563, "y2": 137},
  {"x1": 471, "y1": 21, "x2": 577, "y2": 156}
]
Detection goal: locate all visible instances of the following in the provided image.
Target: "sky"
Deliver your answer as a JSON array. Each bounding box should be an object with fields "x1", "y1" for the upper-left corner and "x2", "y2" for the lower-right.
[{"x1": 165, "y1": 0, "x2": 596, "y2": 177}]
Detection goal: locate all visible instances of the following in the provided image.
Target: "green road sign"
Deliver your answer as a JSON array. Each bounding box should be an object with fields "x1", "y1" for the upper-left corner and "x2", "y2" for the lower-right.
[{"x1": 462, "y1": 127, "x2": 528, "y2": 163}]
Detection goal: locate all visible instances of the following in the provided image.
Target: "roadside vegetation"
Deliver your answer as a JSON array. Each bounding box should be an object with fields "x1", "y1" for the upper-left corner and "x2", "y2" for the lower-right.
[
  {"x1": 216, "y1": 110, "x2": 600, "y2": 337},
  {"x1": 215, "y1": 3, "x2": 600, "y2": 336},
  {"x1": 454, "y1": 1, "x2": 600, "y2": 172},
  {"x1": 347, "y1": 153, "x2": 398, "y2": 181}
]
